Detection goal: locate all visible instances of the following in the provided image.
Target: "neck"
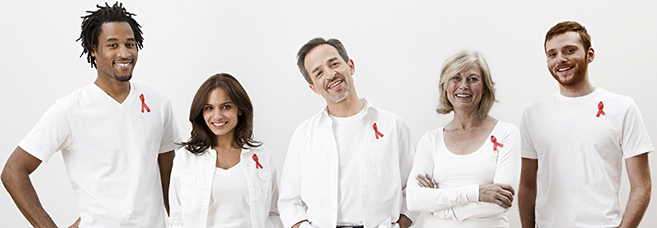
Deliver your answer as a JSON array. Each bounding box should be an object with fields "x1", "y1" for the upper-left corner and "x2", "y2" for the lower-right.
[
  {"x1": 326, "y1": 95, "x2": 364, "y2": 117},
  {"x1": 214, "y1": 133, "x2": 237, "y2": 151},
  {"x1": 94, "y1": 76, "x2": 131, "y2": 103},
  {"x1": 559, "y1": 76, "x2": 596, "y2": 97},
  {"x1": 449, "y1": 110, "x2": 488, "y2": 130}
]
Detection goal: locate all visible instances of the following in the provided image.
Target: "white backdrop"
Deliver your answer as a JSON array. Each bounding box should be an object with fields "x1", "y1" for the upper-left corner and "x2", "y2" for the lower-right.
[{"x1": 1, "y1": 1, "x2": 655, "y2": 227}]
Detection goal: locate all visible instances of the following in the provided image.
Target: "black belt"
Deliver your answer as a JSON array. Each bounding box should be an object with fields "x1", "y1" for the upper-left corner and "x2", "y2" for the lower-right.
[{"x1": 337, "y1": 226, "x2": 364, "y2": 228}]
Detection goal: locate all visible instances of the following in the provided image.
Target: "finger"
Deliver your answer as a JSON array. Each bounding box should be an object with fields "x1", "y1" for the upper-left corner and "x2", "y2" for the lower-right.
[
  {"x1": 424, "y1": 174, "x2": 435, "y2": 188},
  {"x1": 500, "y1": 188, "x2": 514, "y2": 202},
  {"x1": 496, "y1": 198, "x2": 512, "y2": 208},
  {"x1": 416, "y1": 175, "x2": 430, "y2": 187},
  {"x1": 498, "y1": 184, "x2": 515, "y2": 195}
]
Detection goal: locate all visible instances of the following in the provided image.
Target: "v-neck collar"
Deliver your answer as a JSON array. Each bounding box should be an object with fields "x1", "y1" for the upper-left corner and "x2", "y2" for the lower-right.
[{"x1": 91, "y1": 81, "x2": 135, "y2": 108}]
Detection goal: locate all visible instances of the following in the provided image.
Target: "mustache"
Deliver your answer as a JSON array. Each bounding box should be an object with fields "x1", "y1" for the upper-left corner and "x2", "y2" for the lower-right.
[{"x1": 325, "y1": 75, "x2": 345, "y2": 90}]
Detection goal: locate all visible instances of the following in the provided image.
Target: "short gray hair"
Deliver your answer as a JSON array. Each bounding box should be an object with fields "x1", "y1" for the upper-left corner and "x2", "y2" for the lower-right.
[{"x1": 436, "y1": 50, "x2": 496, "y2": 118}]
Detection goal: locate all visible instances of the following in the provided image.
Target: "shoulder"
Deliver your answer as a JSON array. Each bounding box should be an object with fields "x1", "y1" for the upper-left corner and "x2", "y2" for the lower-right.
[
  {"x1": 524, "y1": 94, "x2": 556, "y2": 111},
  {"x1": 495, "y1": 120, "x2": 520, "y2": 137},
  {"x1": 132, "y1": 82, "x2": 171, "y2": 103},
  {"x1": 292, "y1": 111, "x2": 325, "y2": 135},
  {"x1": 367, "y1": 106, "x2": 408, "y2": 127},
  {"x1": 247, "y1": 146, "x2": 272, "y2": 157}
]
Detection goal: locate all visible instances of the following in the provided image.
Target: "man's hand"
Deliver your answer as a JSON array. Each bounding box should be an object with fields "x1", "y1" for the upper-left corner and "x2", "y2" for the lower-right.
[
  {"x1": 396, "y1": 214, "x2": 412, "y2": 228},
  {"x1": 67, "y1": 217, "x2": 81, "y2": 228},
  {"x1": 291, "y1": 220, "x2": 309, "y2": 228},
  {"x1": 479, "y1": 184, "x2": 514, "y2": 208}
]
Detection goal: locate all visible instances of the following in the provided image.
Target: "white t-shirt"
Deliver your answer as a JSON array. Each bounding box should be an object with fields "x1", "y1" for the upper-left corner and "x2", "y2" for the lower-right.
[
  {"x1": 19, "y1": 82, "x2": 181, "y2": 228},
  {"x1": 520, "y1": 88, "x2": 654, "y2": 227},
  {"x1": 206, "y1": 166, "x2": 252, "y2": 228},
  {"x1": 330, "y1": 107, "x2": 367, "y2": 226},
  {"x1": 407, "y1": 121, "x2": 520, "y2": 228}
]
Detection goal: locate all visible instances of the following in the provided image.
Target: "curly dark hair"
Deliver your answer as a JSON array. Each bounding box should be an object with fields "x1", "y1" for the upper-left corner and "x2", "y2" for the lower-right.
[
  {"x1": 76, "y1": 2, "x2": 144, "y2": 68},
  {"x1": 182, "y1": 73, "x2": 261, "y2": 154}
]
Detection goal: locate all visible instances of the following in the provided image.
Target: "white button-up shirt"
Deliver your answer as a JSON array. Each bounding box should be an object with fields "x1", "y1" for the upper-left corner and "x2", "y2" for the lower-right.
[
  {"x1": 169, "y1": 146, "x2": 283, "y2": 228},
  {"x1": 278, "y1": 98, "x2": 417, "y2": 228}
]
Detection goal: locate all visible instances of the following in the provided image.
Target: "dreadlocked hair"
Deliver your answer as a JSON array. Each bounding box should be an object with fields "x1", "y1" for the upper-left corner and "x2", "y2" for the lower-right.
[{"x1": 76, "y1": 2, "x2": 144, "y2": 68}]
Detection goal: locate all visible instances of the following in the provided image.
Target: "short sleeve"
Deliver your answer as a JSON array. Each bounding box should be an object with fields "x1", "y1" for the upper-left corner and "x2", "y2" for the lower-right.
[
  {"x1": 621, "y1": 101, "x2": 654, "y2": 158},
  {"x1": 18, "y1": 102, "x2": 71, "y2": 162},
  {"x1": 519, "y1": 108, "x2": 538, "y2": 159},
  {"x1": 159, "y1": 98, "x2": 182, "y2": 153}
]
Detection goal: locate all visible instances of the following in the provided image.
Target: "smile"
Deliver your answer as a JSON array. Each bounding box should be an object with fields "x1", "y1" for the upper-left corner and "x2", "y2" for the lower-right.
[
  {"x1": 557, "y1": 66, "x2": 573, "y2": 72},
  {"x1": 212, "y1": 121, "x2": 228, "y2": 127},
  {"x1": 456, "y1": 94, "x2": 472, "y2": 98},
  {"x1": 327, "y1": 79, "x2": 343, "y2": 89}
]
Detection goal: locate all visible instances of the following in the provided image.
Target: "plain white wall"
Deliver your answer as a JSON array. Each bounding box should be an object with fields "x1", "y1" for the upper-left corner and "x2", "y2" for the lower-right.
[{"x1": 1, "y1": 0, "x2": 655, "y2": 227}]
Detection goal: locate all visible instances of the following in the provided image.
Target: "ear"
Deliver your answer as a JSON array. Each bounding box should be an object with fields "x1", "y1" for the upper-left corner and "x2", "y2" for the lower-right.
[
  {"x1": 309, "y1": 84, "x2": 319, "y2": 95},
  {"x1": 348, "y1": 59, "x2": 355, "y2": 75},
  {"x1": 91, "y1": 48, "x2": 97, "y2": 57},
  {"x1": 587, "y1": 47, "x2": 595, "y2": 63}
]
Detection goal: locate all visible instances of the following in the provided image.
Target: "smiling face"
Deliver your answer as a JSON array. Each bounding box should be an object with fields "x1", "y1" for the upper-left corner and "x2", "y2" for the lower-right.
[
  {"x1": 92, "y1": 22, "x2": 138, "y2": 82},
  {"x1": 545, "y1": 31, "x2": 594, "y2": 88},
  {"x1": 445, "y1": 64, "x2": 484, "y2": 114},
  {"x1": 304, "y1": 44, "x2": 356, "y2": 104},
  {"x1": 203, "y1": 88, "x2": 240, "y2": 140}
]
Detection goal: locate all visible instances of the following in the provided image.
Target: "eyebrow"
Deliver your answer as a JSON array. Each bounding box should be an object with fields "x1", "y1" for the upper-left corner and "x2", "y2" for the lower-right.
[
  {"x1": 104, "y1": 37, "x2": 136, "y2": 42},
  {"x1": 310, "y1": 57, "x2": 339, "y2": 75}
]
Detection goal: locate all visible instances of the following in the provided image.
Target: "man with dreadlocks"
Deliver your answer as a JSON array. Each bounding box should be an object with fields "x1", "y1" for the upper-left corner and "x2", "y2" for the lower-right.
[{"x1": 1, "y1": 2, "x2": 181, "y2": 227}]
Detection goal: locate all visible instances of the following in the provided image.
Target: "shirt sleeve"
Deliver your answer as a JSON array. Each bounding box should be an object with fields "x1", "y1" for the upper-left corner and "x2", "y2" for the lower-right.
[
  {"x1": 18, "y1": 101, "x2": 71, "y2": 163},
  {"x1": 159, "y1": 98, "x2": 182, "y2": 153},
  {"x1": 267, "y1": 148, "x2": 284, "y2": 228},
  {"x1": 621, "y1": 101, "x2": 654, "y2": 158},
  {"x1": 168, "y1": 148, "x2": 185, "y2": 228},
  {"x1": 431, "y1": 123, "x2": 521, "y2": 221},
  {"x1": 519, "y1": 108, "x2": 538, "y2": 159},
  {"x1": 397, "y1": 119, "x2": 418, "y2": 222},
  {"x1": 278, "y1": 128, "x2": 310, "y2": 227},
  {"x1": 406, "y1": 132, "x2": 480, "y2": 212}
]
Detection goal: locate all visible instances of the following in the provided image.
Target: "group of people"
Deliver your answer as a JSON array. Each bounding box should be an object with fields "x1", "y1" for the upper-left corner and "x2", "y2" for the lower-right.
[{"x1": 1, "y1": 2, "x2": 653, "y2": 228}]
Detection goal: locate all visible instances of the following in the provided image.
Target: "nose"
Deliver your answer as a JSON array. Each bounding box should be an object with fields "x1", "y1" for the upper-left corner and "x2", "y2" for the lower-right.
[
  {"x1": 117, "y1": 45, "x2": 131, "y2": 58},
  {"x1": 558, "y1": 53, "x2": 568, "y2": 62},
  {"x1": 458, "y1": 79, "x2": 469, "y2": 89}
]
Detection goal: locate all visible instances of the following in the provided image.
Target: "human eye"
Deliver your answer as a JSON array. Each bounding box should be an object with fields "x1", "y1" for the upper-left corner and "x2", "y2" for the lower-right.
[
  {"x1": 221, "y1": 104, "x2": 232, "y2": 110},
  {"x1": 203, "y1": 105, "x2": 213, "y2": 111},
  {"x1": 126, "y1": 42, "x2": 135, "y2": 48},
  {"x1": 315, "y1": 71, "x2": 323, "y2": 78},
  {"x1": 468, "y1": 76, "x2": 479, "y2": 82},
  {"x1": 451, "y1": 76, "x2": 461, "y2": 81},
  {"x1": 330, "y1": 61, "x2": 340, "y2": 67},
  {"x1": 108, "y1": 43, "x2": 118, "y2": 48}
]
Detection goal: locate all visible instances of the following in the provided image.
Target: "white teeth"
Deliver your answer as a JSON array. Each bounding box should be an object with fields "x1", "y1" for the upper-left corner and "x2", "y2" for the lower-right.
[
  {"x1": 557, "y1": 66, "x2": 573, "y2": 72},
  {"x1": 116, "y1": 63, "x2": 130, "y2": 67},
  {"x1": 212, "y1": 122, "x2": 227, "y2": 127},
  {"x1": 456, "y1": 94, "x2": 471, "y2": 98},
  {"x1": 329, "y1": 80, "x2": 341, "y2": 88}
]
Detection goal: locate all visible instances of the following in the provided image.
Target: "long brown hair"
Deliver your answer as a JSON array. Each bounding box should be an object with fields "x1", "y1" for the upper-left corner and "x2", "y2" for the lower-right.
[{"x1": 182, "y1": 73, "x2": 261, "y2": 154}]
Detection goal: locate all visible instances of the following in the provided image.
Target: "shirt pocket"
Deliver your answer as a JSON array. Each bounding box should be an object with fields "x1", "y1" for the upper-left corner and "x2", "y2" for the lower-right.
[
  {"x1": 179, "y1": 174, "x2": 196, "y2": 196},
  {"x1": 367, "y1": 141, "x2": 396, "y2": 180},
  {"x1": 256, "y1": 170, "x2": 272, "y2": 199}
]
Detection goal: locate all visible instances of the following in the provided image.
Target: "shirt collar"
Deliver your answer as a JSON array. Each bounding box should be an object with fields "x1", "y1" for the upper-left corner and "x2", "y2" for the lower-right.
[{"x1": 319, "y1": 98, "x2": 374, "y2": 119}]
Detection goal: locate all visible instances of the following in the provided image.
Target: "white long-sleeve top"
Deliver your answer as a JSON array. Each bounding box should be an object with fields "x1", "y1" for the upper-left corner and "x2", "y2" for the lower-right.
[
  {"x1": 169, "y1": 146, "x2": 283, "y2": 228},
  {"x1": 406, "y1": 121, "x2": 520, "y2": 228},
  {"x1": 278, "y1": 98, "x2": 417, "y2": 228}
]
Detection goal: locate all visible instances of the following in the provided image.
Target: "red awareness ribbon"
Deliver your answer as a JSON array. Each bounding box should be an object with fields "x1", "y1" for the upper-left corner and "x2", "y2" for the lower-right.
[
  {"x1": 372, "y1": 123, "x2": 384, "y2": 139},
  {"x1": 139, "y1": 94, "x2": 150, "y2": 113},
  {"x1": 596, "y1": 101, "x2": 605, "y2": 118},
  {"x1": 491, "y1": 135, "x2": 504, "y2": 151},
  {"x1": 252, "y1": 154, "x2": 263, "y2": 169}
]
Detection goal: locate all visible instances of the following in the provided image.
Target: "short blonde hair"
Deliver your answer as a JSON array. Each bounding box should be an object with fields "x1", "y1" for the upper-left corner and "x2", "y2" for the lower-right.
[{"x1": 436, "y1": 50, "x2": 496, "y2": 118}]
